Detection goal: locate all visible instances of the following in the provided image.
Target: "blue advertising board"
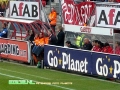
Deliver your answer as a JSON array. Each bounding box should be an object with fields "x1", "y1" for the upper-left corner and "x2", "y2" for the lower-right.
[
  {"x1": 92, "y1": 52, "x2": 120, "y2": 79},
  {"x1": 44, "y1": 45, "x2": 120, "y2": 79},
  {"x1": 66, "y1": 49, "x2": 92, "y2": 74},
  {"x1": 44, "y1": 45, "x2": 68, "y2": 69}
]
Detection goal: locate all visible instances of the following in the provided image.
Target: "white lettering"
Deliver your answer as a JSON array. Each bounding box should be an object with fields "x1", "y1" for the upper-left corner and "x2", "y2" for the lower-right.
[
  {"x1": 96, "y1": 58, "x2": 103, "y2": 75},
  {"x1": 113, "y1": 60, "x2": 120, "y2": 78},
  {"x1": 47, "y1": 50, "x2": 54, "y2": 66}
]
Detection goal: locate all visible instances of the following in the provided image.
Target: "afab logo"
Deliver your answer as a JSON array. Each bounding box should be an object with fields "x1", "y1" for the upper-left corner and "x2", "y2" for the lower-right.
[
  {"x1": 10, "y1": 1, "x2": 39, "y2": 19},
  {"x1": 97, "y1": 7, "x2": 120, "y2": 28}
]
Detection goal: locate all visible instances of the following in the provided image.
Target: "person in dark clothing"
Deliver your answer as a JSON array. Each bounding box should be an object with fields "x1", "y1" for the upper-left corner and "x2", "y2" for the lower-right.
[
  {"x1": 0, "y1": 23, "x2": 8, "y2": 38},
  {"x1": 66, "y1": 41, "x2": 78, "y2": 49},
  {"x1": 24, "y1": 30, "x2": 35, "y2": 50},
  {"x1": 24, "y1": 30, "x2": 35, "y2": 43},
  {"x1": 56, "y1": 26, "x2": 65, "y2": 46},
  {"x1": 48, "y1": 30, "x2": 57, "y2": 45},
  {"x1": 82, "y1": 38, "x2": 92, "y2": 50},
  {"x1": 29, "y1": 30, "x2": 35, "y2": 44}
]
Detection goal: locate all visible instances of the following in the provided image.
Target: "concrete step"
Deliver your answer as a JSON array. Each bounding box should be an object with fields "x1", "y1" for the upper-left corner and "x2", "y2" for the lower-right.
[{"x1": 44, "y1": 2, "x2": 60, "y2": 14}]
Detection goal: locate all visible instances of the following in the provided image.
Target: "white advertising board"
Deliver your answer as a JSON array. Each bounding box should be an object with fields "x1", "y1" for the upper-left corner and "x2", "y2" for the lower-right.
[
  {"x1": 96, "y1": 7, "x2": 120, "y2": 28},
  {"x1": 10, "y1": 1, "x2": 39, "y2": 20},
  {"x1": 63, "y1": 24, "x2": 113, "y2": 36}
]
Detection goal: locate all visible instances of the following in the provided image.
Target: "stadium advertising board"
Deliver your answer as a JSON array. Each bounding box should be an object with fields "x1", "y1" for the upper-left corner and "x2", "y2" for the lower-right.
[
  {"x1": 44, "y1": 45, "x2": 92, "y2": 74},
  {"x1": 44, "y1": 45, "x2": 120, "y2": 79},
  {"x1": 92, "y1": 52, "x2": 120, "y2": 79},
  {"x1": 0, "y1": 38, "x2": 31, "y2": 63},
  {"x1": 96, "y1": 6, "x2": 120, "y2": 28},
  {"x1": 63, "y1": 24, "x2": 113, "y2": 36},
  {"x1": 9, "y1": 1, "x2": 39, "y2": 19}
]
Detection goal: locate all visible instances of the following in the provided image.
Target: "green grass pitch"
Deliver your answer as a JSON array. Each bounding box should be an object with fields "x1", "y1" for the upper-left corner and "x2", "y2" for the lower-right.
[{"x1": 0, "y1": 61, "x2": 120, "y2": 90}]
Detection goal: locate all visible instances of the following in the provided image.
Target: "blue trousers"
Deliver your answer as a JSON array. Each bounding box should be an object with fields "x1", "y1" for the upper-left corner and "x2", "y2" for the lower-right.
[{"x1": 32, "y1": 46, "x2": 38, "y2": 53}]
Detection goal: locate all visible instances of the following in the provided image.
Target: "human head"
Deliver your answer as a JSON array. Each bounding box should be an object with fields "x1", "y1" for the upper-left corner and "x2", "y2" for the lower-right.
[
  {"x1": 66, "y1": 41, "x2": 71, "y2": 47},
  {"x1": 115, "y1": 41, "x2": 120, "y2": 47},
  {"x1": 57, "y1": 25, "x2": 64, "y2": 32},
  {"x1": 39, "y1": 32, "x2": 43, "y2": 38},
  {"x1": 51, "y1": 7, "x2": 55, "y2": 12},
  {"x1": 104, "y1": 42, "x2": 110, "y2": 47},
  {"x1": 83, "y1": 38, "x2": 89, "y2": 44},
  {"x1": 26, "y1": 30, "x2": 31, "y2": 35},
  {"x1": 100, "y1": 42, "x2": 104, "y2": 48},
  {"x1": 92, "y1": 40, "x2": 98, "y2": 46},
  {"x1": 2, "y1": 23, "x2": 7, "y2": 28},
  {"x1": 35, "y1": 33, "x2": 39, "y2": 38},
  {"x1": 31, "y1": 30, "x2": 34, "y2": 35},
  {"x1": 96, "y1": 41, "x2": 101, "y2": 47}
]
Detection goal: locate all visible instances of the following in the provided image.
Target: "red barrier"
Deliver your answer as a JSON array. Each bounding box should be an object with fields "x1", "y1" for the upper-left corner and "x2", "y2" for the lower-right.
[{"x1": 0, "y1": 38, "x2": 30, "y2": 63}]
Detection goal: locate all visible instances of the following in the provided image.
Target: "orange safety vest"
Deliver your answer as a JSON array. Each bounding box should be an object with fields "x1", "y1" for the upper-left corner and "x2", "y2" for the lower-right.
[
  {"x1": 34, "y1": 37, "x2": 39, "y2": 45},
  {"x1": 38, "y1": 38, "x2": 45, "y2": 46},
  {"x1": 48, "y1": 11, "x2": 57, "y2": 25},
  {"x1": 44, "y1": 37, "x2": 49, "y2": 44}
]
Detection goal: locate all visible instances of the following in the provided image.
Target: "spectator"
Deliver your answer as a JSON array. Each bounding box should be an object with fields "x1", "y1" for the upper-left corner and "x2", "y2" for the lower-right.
[
  {"x1": 48, "y1": 30, "x2": 57, "y2": 45},
  {"x1": 92, "y1": 40, "x2": 98, "y2": 48},
  {"x1": 32, "y1": 32, "x2": 43, "y2": 64},
  {"x1": 33, "y1": 33, "x2": 49, "y2": 57},
  {"x1": 48, "y1": 7, "x2": 57, "y2": 32},
  {"x1": 102, "y1": 42, "x2": 113, "y2": 54},
  {"x1": 56, "y1": 26, "x2": 65, "y2": 46},
  {"x1": 115, "y1": 41, "x2": 120, "y2": 55},
  {"x1": 0, "y1": 23, "x2": 8, "y2": 38},
  {"x1": 29, "y1": 30, "x2": 35, "y2": 44},
  {"x1": 66, "y1": 41, "x2": 78, "y2": 49},
  {"x1": 92, "y1": 40, "x2": 101, "y2": 52},
  {"x1": 100, "y1": 42, "x2": 104, "y2": 51},
  {"x1": 32, "y1": 32, "x2": 43, "y2": 54},
  {"x1": 24, "y1": 30, "x2": 32, "y2": 41},
  {"x1": 82, "y1": 38, "x2": 92, "y2": 50},
  {"x1": 31, "y1": 33, "x2": 39, "y2": 50},
  {"x1": 75, "y1": 34, "x2": 85, "y2": 48}
]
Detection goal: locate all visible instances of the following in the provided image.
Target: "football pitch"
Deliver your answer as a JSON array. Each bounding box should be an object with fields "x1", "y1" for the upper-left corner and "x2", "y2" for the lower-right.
[{"x1": 0, "y1": 61, "x2": 120, "y2": 90}]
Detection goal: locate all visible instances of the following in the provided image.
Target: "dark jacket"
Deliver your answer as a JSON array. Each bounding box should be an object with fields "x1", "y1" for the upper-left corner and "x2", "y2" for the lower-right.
[
  {"x1": 29, "y1": 33, "x2": 35, "y2": 43},
  {"x1": 82, "y1": 42, "x2": 92, "y2": 50},
  {"x1": 49, "y1": 34, "x2": 57, "y2": 45},
  {"x1": 56, "y1": 30, "x2": 65, "y2": 46},
  {"x1": 24, "y1": 33, "x2": 35, "y2": 44},
  {"x1": 70, "y1": 44, "x2": 78, "y2": 49}
]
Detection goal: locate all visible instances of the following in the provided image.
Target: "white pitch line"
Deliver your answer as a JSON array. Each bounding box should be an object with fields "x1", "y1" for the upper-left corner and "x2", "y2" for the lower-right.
[
  {"x1": 2, "y1": 61, "x2": 120, "y2": 84},
  {"x1": 48, "y1": 69, "x2": 120, "y2": 85},
  {"x1": 0, "y1": 72, "x2": 75, "y2": 90},
  {"x1": 0, "y1": 68, "x2": 51, "y2": 80}
]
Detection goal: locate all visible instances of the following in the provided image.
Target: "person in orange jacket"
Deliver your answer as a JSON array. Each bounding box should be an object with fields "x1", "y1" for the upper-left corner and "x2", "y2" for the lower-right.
[
  {"x1": 34, "y1": 33, "x2": 49, "y2": 57},
  {"x1": 34, "y1": 34, "x2": 40, "y2": 46},
  {"x1": 48, "y1": 7, "x2": 57, "y2": 32},
  {"x1": 32, "y1": 33, "x2": 43, "y2": 54}
]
